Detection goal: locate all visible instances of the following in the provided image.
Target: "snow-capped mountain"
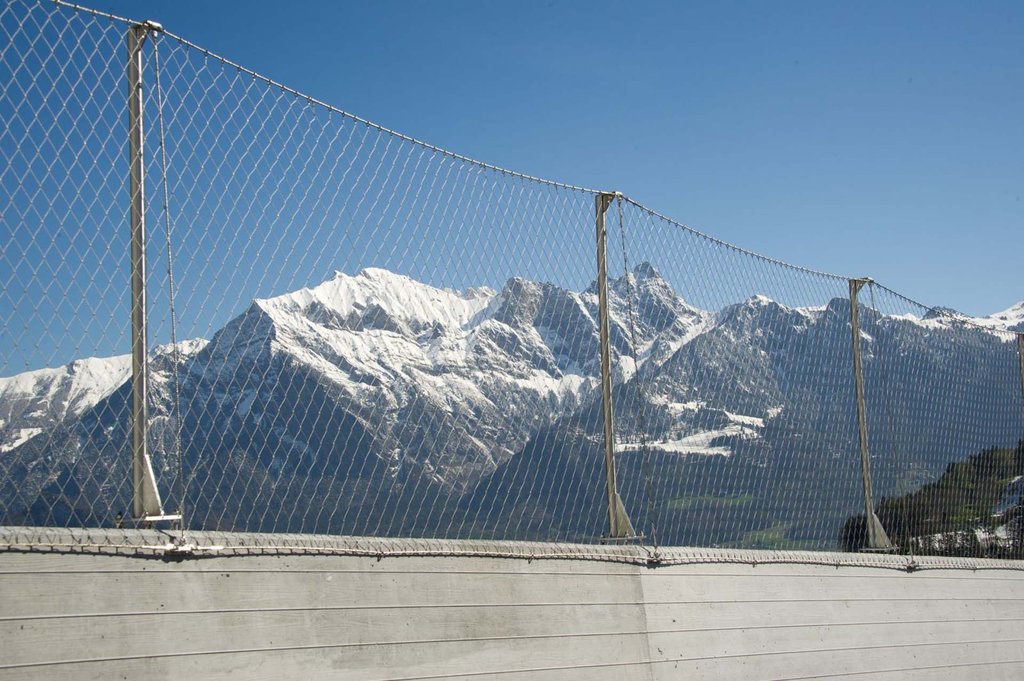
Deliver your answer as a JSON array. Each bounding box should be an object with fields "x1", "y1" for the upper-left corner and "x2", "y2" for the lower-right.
[
  {"x1": 976, "y1": 300, "x2": 1024, "y2": 333},
  {"x1": 0, "y1": 265, "x2": 698, "y2": 532},
  {"x1": 475, "y1": 293, "x2": 1023, "y2": 545},
  {"x1": 0, "y1": 340, "x2": 210, "y2": 456},
  {"x1": 1, "y1": 267, "x2": 1020, "y2": 546},
  {"x1": 913, "y1": 299, "x2": 1024, "y2": 334},
  {"x1": 183, "y1": 266, "x2": 686, "y2": 495},
  {"x1": 0, "y1": 355, "x2": 131, "y2": 453}
]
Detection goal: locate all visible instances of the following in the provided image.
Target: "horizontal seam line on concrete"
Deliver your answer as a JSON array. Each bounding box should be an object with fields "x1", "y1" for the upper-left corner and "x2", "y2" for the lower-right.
[
  {"x1": 642, "y1": 572, "x2": 1024, "y2": 581},
  {"x1": 4, "y1": 595, "x2": 1020, "y2": 622},
  {"x1": 0, "y1": 601, "x2": 649, "y2": 622},
  {"x1": 0, "y1": 629, "x2": 653, "y2": 669},
  {"x1": 646, "y1": 637, "x2": 1024, "y2": 664},
  {"x1": 5, "y1": 611, "x2": 1021, "y2": 633},
  {"x1": 646, "y1": 596, "x2": 1024, "y2": 604},
  {"x1": 645, "y1": 616, "x2": 1024, "y2": 634},
  {"x1": 6, "y1": 635, "x2": 1023, "y2": 676},
  {"x1": 764, "y1": 657, "x2": 1024, "y2": 681}
]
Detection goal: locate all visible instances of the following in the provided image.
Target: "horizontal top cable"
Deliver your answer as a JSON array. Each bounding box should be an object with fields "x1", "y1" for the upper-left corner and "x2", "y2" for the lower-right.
[
  {"x1": 871, "y1": 281, "x2": 1021, "y2": 337},
  {"x1": 621, "y1": 196, "x2": 850, "y2": 282},
  {"x1": 51, "y1": 0, "x2": 133, "y2": 24},
  {"x1": 53, "y1": 0, "x2": 599, "y2": 195},
  {"x1": 51, "y1": 0, "x2": 1014, "y2": 325},
  {"x1": 168, "y1": 31, "x2": 606, "y2": 194}
]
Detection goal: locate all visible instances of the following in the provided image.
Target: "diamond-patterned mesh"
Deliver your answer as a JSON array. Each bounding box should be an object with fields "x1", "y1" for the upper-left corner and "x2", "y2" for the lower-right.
[
  {"x1": 612, "y1": 198, "x2": 1023, "y2": 556},
  {"x1": 0, "y1": 1, "x2": 133, "y2": 527},
  {"x1": 1, "y1": 0, "x2": 1021, "y2": 563},
  {"x1": 146, "y1": 31, "x2": 613, "y2": 541},
  {"x1": 858, "y1": 285, "x2": 1022, "y2": 558},
  {"x1": 609, "y1": 199, "x2": 862, "y2": 550}
]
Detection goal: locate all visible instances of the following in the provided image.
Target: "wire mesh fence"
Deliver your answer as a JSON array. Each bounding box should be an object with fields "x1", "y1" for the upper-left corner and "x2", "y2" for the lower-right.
[
  {"x1": 856, "y1": 285, "x2": 1023, "y2": 558},
  {"x1": 0, "y1": 0, "x2": 135, "y2": 527},
  {"x1": 610, "y1": 199, "x2": 865, "y2": 551},
  {"x1": 1, "y1": 0, "x2": 1022, "y2": 561}
]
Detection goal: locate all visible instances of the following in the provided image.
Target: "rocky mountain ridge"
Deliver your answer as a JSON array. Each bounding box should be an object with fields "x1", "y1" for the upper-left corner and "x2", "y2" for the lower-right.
[{"x1": 1, "y1": 267, "x2": 1020, "y2": 545}]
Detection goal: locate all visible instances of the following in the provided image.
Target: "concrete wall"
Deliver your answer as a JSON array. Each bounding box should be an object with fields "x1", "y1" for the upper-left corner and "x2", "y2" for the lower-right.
[
  {"x1": 642, "y1": 559, "x2": 1024, "y2": 680},
  {"x1": 1, "y1": 532, "x2": 1022, "y2": 680}
]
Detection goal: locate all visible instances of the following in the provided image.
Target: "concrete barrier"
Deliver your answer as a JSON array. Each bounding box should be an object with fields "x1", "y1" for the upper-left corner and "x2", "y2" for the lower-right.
[{"x1": 1, "y1": 530, "x2": 1022, "y2": 680}]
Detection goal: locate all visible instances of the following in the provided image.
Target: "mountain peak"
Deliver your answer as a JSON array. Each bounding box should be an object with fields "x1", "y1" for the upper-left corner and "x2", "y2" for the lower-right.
[
  {"x1": 633, "y1": 261, "x2": 661, "y2": 280},
  {"x1": 1, "y1": 353, "x2": 130, "y2": 389},
  {"x1": 983, "y1": 300, "x2": 1024, "y2": 331},
  {"x1": 923, "y1": 306, "x2": 961, "y2": 321},
  {"x1": 918, "y1": 300, "x2": 1024, "y2": 333},
  {"x1": 351, "y1": 266, "x2": 408, "y2": 283},
  {"x1": 258, "y1": 269, "x2": 495, "y2": 332},
  {"x1": 605, "y1": 262, "x2": 670, "y2": 294}
]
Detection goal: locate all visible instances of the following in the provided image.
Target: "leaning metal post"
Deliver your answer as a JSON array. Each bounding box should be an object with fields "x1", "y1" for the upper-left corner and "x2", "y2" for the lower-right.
[
  {"x1": 127, "y1": 21, "x2": 171, "y2": 522},
  {"x1": 596, "y1": 192, "x2": 635, "y2": 540},
  {"x1": 848, "y1": 278, "x2": 892, "y2": 551}
]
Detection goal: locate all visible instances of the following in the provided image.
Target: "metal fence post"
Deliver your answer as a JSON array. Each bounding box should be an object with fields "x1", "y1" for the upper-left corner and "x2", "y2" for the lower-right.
[
  {"x1": 596, "y1": 192, "x2": 634, "y2": 540},
  {"x1": 127, "y1": 21, "x2": 171, "y2": 522},
  {"x1": 848, "y1": 278, "x2": 892, "y2": 550}
]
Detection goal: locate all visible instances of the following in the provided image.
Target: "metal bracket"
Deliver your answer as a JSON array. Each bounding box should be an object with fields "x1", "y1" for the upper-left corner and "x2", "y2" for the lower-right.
[
  {"x1": 140, "y1": 514, "x2": 182, "y2": 523},
  {"x1": 132, "y1": 20, "x2": 164, "y2": 33},
  {"x1": 600, "y1": 533, "x2": 645, "y2": 545}
]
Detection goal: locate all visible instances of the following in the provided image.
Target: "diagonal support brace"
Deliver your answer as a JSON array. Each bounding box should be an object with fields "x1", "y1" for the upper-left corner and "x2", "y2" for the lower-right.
[{"x1": 848, "y1": 278, "x2": 893, "y2": 551}]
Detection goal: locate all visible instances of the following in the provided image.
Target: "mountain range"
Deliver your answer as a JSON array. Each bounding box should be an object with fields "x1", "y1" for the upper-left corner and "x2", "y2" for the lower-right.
[{"x1": 2, "y1": 266, "x2": 1021, "y2": 547}]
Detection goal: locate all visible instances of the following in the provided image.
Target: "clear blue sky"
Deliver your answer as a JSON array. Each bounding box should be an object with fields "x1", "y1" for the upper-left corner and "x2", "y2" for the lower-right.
[
  {"x1": 79, "y1": 0, "x2": 1021, "y2": 317},
  {"x1": 4, "y1": 0, "x2": 1023, "y2": 374}
]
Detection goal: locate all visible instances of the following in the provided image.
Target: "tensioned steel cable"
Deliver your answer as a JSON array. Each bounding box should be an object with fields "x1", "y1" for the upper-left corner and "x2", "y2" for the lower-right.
[
  {"x1": 868, "y1": 282, "x2": 912, "y2": 559},
  {"x1": 151, "y1": 32, "x2": 185, "y2": 532},
  {"x1": 615, "y1": 196, "x2": 659, "y2": 549},
  {"x1": 51, "y1": 0, "x2": 1003, "y2": 331}
]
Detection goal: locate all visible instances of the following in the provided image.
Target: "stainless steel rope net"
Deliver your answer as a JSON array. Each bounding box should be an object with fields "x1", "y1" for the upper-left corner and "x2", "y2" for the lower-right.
[{"x1": 1, "y1": 0, "x2": 1021, "y2": 561}]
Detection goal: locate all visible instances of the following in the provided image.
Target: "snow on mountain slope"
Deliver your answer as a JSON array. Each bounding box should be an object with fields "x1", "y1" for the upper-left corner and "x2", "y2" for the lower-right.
[
  {"x1": 4, "y1": 263, "x2": 1018, "y2": 542},
  {"x1": 606, "y1": 262, "x2": 713, "y2": 373},
  {"x1": 259, "y1": 268, "x2": 494, "y2": 334},
  {"x1": 1, "y1": 263, "x2": 714, "y2": 530},
  {"x1": 896, "y1": 299, "x2": 1024, "y2": 335},
  {"x1": 0, "y1": 340, "x2": 210, "y2": 455},
  {"x1": 974, "y1": 300, "x2": 1024, "y2": 333},
  {"x1": 182, "y1": 268, "x2": 629, "y2": 492},
  {"x1": 617, "y1": 423, "x2": 760, "y2": 457},
  {"x1": 238, "y1": 264, "x2": 699, "y2": 425},
  {"x1": 0, "y1": 355, "x2": 131, "y2": 452},
  {"x1": 0, "y1": 355, "x2": 131, "y2": 415},
  {"x1": 617, "y1": 290, "x2": 1022, "y2": 472},
  {"x1": 265, "y1": 270, "x2": 600, "y2": 416}
]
